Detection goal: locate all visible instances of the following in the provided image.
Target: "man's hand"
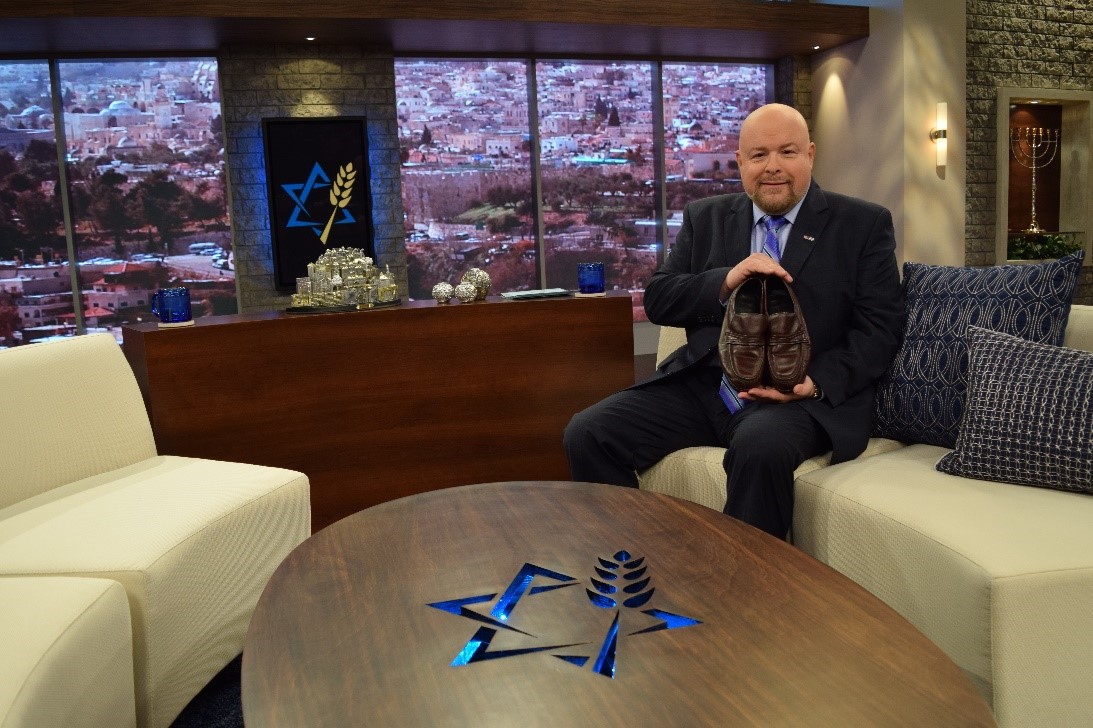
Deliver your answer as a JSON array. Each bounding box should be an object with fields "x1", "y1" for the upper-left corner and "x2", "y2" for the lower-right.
[
  {"x1": 720, "y1": 253, "x2": 794, "y2": 301},
  {"x1": 739, "y1": 375, "x2": 816, "y2": 404}
]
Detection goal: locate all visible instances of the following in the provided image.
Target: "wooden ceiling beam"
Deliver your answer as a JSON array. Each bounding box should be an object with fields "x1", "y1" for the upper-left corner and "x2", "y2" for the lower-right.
[{"x1": 0, "y1": 1, "x2": 869, "y2": 59}]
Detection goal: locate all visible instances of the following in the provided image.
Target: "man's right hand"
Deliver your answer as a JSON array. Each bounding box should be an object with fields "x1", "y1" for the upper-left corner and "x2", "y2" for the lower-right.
[{"x1": 720, "y1": 253, "x2": 794, "y2": 301}]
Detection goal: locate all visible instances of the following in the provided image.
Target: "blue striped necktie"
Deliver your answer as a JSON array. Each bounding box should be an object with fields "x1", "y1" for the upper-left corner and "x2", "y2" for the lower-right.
[
  {"x1": 762, "y1": 214, "x2": 788, "y2": 262},
  {"x1": 719, "y1": 374, "x2": 746, "y2": 413}
]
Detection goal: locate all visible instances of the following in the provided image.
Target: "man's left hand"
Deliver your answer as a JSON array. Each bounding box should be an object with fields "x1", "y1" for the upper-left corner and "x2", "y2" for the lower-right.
[{"x1": 739, "y1": 376, "x2": 817, "y2": 403}]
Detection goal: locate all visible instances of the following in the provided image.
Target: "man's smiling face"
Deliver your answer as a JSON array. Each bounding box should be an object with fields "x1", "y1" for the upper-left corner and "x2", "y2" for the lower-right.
[{"x1": 736, "y1": 104, "x2": 816, "y2": 216}]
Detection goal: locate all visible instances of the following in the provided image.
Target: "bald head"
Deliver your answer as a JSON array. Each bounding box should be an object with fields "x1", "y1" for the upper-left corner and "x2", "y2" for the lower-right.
[
  {"x1": 736, "y1": 103, "x2": 815, "y2": 215},
  {"x1": 739, "y1": 103, "x2": 810, "y2": 145}
]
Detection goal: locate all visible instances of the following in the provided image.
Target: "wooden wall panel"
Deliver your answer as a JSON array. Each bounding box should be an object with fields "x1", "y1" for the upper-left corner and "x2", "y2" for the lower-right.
[
  {"x1": 122, "y1": 293, "x2": 635, "y2": 531},
  {"x1": 0, "y1": 1, "x2": 868, "y2": 58},
  {"x1": 11, "y1": 0, "x2": 867, "y2": 34}
]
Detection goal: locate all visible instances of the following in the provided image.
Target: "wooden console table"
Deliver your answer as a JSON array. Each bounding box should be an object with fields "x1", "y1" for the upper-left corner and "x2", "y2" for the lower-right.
[{"x1": 122, "y1": 293, "x2": 634, "y2": 531}]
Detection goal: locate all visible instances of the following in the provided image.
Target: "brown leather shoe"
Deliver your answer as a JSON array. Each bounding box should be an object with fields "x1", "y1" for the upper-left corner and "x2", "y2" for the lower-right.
[
  {"x1": 719, "y1": 276, "x2": 767, "y2": 391},
  {"x1": 765, "y1": 277, "x2": 810, "y2": 392}
]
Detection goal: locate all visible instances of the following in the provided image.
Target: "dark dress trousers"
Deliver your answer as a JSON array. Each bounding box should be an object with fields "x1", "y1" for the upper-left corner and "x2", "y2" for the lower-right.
[{"x1": 564, "y1": 181, "x2": 904, "y2": 536}]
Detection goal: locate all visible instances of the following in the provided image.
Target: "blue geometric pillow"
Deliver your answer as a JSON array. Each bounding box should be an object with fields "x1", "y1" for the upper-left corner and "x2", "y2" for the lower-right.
[
  {"x1": 936, "y1": 326, "x2": 1093, "y2": 494},
  {"x1": 872, "y1": 250, "x2": 1083, "y2": 448}
]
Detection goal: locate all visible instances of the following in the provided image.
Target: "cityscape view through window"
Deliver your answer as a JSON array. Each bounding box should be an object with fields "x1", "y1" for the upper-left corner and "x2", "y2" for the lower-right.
[
  {"x1": 537, "y1": 61, "x2": 656, "y2": 300},
  {"x1": 0, "y1": 58, "x2": 233, "y2": 348},
  {"x1": 397, "y1": 60, "x2": 537, "y2": 299},
  {"x1": 396, "y1": 58, "x2": 772, "y2": 319}
]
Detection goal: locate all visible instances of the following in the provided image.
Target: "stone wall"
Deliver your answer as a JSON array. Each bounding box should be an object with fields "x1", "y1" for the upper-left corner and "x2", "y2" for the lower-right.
[
  {"x1": 966, "y1": 0, "x2": 1092, "y2": 303},
  {"x1": 776, "y1": 55, "x2": 813, "y2": 126},
  {"x1": 219, "y1": 45, "x2": 404, "y2": 311}
]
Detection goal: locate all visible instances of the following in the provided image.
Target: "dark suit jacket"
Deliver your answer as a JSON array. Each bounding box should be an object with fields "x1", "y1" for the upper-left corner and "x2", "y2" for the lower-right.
[{"x1": 644, "y1": 182, "x2": 904, "y2": 463}]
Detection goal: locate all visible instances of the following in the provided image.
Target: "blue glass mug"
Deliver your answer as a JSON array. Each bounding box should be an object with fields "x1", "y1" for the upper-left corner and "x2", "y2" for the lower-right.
[
  {"x1": 151, "y1": 287, "x2": 192, "y2": 324},
  {"x1": 577, "y1": 262, "x2": 605, "y2": 295}
]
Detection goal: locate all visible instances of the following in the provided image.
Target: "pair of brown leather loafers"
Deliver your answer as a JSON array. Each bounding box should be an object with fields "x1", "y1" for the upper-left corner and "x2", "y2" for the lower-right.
[{"x1": 719, "y1": 275, "x2": 811, "y2": 393}]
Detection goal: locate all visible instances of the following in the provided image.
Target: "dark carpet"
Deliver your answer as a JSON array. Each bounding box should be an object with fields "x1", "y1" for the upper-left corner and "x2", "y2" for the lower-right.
[{"x1": 169, "y1": 654, "x2": 244, "y2": 728}]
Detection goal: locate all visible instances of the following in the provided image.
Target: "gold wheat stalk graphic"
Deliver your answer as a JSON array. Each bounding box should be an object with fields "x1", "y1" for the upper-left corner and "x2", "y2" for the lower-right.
[{"x1": 320, "y1": 162, "x2": 355, "y2": 244}]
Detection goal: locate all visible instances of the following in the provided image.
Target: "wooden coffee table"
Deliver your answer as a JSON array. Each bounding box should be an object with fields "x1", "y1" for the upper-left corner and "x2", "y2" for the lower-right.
[{"x1": 242, "y1": 481, "x2": 996, "y2": 726}]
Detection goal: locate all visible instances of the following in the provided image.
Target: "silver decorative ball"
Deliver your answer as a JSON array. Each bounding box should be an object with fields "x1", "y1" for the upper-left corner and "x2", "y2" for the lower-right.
[
  {"x1": 453, "y1": 281, "x2": 478, "y2": 303},
  {"x1": 431, "y1": 281, "x2": 454, "y2": 304},
  {"x1": 462, "y1": 267, "x2": 492, "y2": 300}
]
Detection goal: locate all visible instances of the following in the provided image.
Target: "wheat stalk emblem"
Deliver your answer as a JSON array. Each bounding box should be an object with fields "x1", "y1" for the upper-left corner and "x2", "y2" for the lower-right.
[{"x1": 320, "y1": 162, "x2": 355, "y2": 244}]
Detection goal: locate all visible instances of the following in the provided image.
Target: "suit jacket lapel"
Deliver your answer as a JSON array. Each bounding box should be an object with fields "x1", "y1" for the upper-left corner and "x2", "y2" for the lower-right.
[
  {"x1": 781, "y1": 182, "x2": 828, "y2": 277},
  {"x1": 723, "y1": 194, "x2": 753, "y2": 266}
]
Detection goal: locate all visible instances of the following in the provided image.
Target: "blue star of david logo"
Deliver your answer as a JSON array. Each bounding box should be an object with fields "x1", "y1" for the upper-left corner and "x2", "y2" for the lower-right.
[
  {"x1": 280, "y1": 162, "x2": 356, "y2": 237},
  {"x1": 427, "y1": 552, "x2": 701, "y2": 679}
]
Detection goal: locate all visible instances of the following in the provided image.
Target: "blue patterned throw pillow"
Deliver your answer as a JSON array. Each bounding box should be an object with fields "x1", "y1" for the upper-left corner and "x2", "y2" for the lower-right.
[
  {"x1": 936, "y1": 326, "x2": 1093, "y2": 494},
  {"x1": 872, "y1": 250, "x2": 1083, "y2": 447}
]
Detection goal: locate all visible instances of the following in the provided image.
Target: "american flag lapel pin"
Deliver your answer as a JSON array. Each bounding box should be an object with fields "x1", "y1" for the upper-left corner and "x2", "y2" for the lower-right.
[{"x1": 802, "y1": 235, "x2": 816, "y2": 241}]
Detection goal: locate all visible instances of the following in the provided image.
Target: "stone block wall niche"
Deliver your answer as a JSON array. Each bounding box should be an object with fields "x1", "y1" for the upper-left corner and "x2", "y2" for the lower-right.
[
  {"x1": 966, "y1": 0, "x2": 1093, "y2": 304},
  {"x1": 219, "y1": 45, "x2": 405, "y2": 313},
  {"x1": 994, "y1": 88, "x2": 1092, "y2": 267}
]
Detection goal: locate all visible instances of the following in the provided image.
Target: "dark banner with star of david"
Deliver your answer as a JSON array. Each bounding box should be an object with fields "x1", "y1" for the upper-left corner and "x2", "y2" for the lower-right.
[{"x1": 261, "y1": 116, "x2": 374, "y2": 290}]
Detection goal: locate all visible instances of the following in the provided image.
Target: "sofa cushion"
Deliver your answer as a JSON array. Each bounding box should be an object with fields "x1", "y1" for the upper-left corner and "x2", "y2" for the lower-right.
[
  {"x1": 0, "y1": 576, "x2": 135, "y2": 728},
  {"x1": 0, "y1": 334, "x2": 157, "y2": 509},
  {"x1": 1064, "y1": 303, "x2": 1093, "y2": 352},
  {"x1": 872, "y1": 251, "x2": 1083, "y2": 448},
  {"x1": 937, "y1": 326, "x2": 1093, "y2": 494},
  {"x1": 793, "y1": 443, "x2": 1093, "y2": 726},
  {"x1": 638, "y1": 437, "x2": 906, "y2": 510},
  {"x1": 0, "y1": 455, "x2": 310, "y2": 728}
]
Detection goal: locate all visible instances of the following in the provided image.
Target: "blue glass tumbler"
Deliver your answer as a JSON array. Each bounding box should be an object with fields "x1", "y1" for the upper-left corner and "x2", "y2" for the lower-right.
[
  {"x1": 151, "y1": 287, "x2": 192, "y2": 324},
  {"x1": 577, "y1": 262, "x2": 606, "y2": 295}
]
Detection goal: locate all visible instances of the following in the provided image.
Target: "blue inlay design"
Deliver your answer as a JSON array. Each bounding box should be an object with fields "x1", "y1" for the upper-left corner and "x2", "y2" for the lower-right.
[
  {"x1": 629, "y1": 609, "x2": 703, "y2": 635},
  {"x1": 577, "y1": 550, "x2": 695, "y2": 677},
  {"x1": 429, "y1": 552, "x2": 701, "y2": 681},
  {"x1": 490, "y1": 563, "x2": 577, "y2": 622},
  {"x1": 555, "y1": 655, "x2": 590, "y2": 668},
  {"x1": 592, "y1": 612, "x2": 620, "y2": 678},
  {"x1": 528, "y1": 583, "x2": 574, "y2": 596},
  {"x1": 586, "y1": 589, "x2": 617, "y2": 609},
  {"x1": 450, "y1": 626, "x2": 583, "y2": 667},
  {"x1": 590, "y1": 577, "x2": 618, "y2": 594},
  {"x1": 426, "y1": 594, "x2": 496, "y2": 615},
  {"x1": 426, "y1": 594, "x2": 534, "y2": 635}
]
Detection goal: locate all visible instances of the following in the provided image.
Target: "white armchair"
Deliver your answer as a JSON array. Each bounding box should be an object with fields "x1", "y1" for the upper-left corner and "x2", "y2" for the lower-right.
[{"x1": 0, "y1": 334, "x2": 311, "y2": 728}]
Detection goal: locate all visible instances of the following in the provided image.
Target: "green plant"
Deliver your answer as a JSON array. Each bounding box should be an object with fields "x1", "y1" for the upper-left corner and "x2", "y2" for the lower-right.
[{"x1": 1007, "y1": 233, "x2": 1083, "y2": 260}]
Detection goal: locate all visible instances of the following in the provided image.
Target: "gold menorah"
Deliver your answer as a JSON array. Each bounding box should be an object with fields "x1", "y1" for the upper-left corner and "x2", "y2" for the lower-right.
[{"x1": 1010, "y1": 127, "x2": 1059, "y2": 233}]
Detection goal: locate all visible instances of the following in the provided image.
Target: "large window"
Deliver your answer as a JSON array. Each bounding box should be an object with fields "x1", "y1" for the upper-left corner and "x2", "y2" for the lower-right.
[
  {"x1": 537, "y1": 61, "x2": 657, "y2": 300},
  {"x1": 0, "y1": 57, "x2": 233, "y2": 348},
  {"x1": 396, "y1": 60, "x2": 536, "y2": 300},
  {"x1": 0, "y1": 61, "x2": 73, "y2": 345},
  {"x1": 395, "y1": 58, "x2": 772, "y2": 320},
  {"x1": 662, "y1": 62, "x2": 772, "y2": 253}
]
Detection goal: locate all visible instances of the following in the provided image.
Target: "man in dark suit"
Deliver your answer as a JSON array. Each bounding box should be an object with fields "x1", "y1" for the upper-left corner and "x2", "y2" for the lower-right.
[{"x1": 564, "y1": 103, "x2": 904, "y2": 538}]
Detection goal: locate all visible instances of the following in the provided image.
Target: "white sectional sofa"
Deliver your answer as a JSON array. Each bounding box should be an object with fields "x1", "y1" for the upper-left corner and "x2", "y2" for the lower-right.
[
  {"x1": 0, "y1": 334, "x2": 312, "y2": 728},
  {"x1": 639, "y1": 303, "x2": 1093, "y2": 728},
  {"x1": 0, "y1": 576, "x2": 135, "y2": 728}
]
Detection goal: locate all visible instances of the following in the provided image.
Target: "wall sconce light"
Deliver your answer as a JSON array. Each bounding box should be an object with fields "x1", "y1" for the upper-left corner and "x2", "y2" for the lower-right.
[{"x1": 929, "y1": 102, "x2": 948, "y2": 168}]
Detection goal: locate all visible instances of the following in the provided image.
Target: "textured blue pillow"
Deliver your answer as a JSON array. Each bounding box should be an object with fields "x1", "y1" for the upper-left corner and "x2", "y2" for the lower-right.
[
  {"x1": 872, "y1": 250, "x2": 1083, "y2": 447},
  {"x1": 936, "y1": 326, "x2": 1093, "y2": 494}
]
